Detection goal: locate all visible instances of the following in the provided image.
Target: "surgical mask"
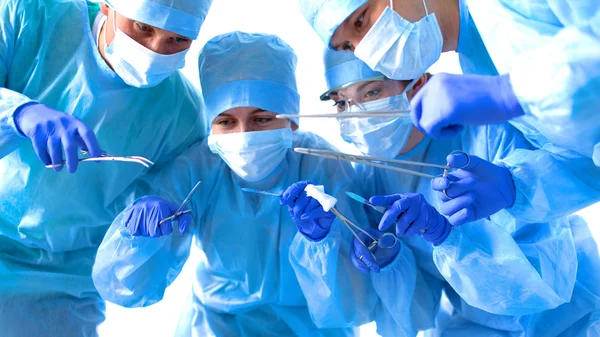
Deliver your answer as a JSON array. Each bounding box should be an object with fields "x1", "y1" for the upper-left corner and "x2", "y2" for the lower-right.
[
  {"x1": 339, "y1": 79, "x2": 417, "y2": 158},
  {"x1": 104, "y1": 10, "x2": 188, "y2": 88},
  {"x1": 208, "y1": 128, "x2": 294, "y2": 182},
  {"x1": 354, "y1": 0, "x2": 442, "y2": 80}
]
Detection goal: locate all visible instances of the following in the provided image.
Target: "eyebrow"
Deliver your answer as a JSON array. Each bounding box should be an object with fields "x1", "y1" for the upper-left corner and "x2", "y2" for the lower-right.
[{"x1": 249, "y1": 108, "x2": 266, "y2": 114}]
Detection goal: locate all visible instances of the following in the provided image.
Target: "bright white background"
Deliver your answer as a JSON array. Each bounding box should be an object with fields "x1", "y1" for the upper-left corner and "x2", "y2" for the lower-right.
[{"x1": 97, "y1": 0, "x2": 600, "y2": 336}]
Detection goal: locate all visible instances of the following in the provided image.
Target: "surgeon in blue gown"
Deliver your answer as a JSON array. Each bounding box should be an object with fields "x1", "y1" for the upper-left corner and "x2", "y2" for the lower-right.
[
  {"x1": 296, "y1": 0, "x2": 600, "y2": 224},
  {"x1": 92, "y1": 31, "x2": 389, "y2": 337},
  {"x1": 294, "y1": 49, "x2": 600, "y2": 337},
  {"x1": 0, "y1": 0, "x2": 212, "y2": 335}
]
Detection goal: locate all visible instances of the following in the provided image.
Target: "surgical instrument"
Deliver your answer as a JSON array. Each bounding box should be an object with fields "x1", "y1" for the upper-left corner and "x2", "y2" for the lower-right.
[
  {"x1": 45, "y1": 150, "x2": 155, "y2": 169},
  {"x1": 158, "y1": 180, "x2": 202, "y2": 226},
  {"x1": 241, "y1": 188, "x2": 283, "y2": 197}
]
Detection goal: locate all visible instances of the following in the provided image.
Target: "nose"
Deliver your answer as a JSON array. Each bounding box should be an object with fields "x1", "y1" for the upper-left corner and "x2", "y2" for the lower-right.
[{"x1": 144, "y1": 37, "x2": 172, "y2": 55}]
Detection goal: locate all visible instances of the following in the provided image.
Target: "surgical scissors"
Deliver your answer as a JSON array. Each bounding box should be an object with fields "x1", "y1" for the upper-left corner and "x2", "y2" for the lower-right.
[
  {"x1": 158, "y1": 181, "x2": 202, "y2": 226},
  {"x1": 276, "y1": 111, "x2": 411, "y2": 119},
  {"x1": 45, "y1": 150, "x2": 155, "y2": 169},
  {"x1": 241, "y1": 187, "x2": 397, "y2": 260}
]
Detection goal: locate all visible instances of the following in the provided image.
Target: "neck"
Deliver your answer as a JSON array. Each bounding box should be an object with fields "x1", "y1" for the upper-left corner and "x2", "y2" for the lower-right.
[
  {"x1": 398, "y1": 128, "x2": 425, "y2": 155},
  {"x1": 97, "y1": 20, "x2": 114, "y2": 70},
  {"x1": 429, "y1": 0, "x2": 460, "y2": 52}
]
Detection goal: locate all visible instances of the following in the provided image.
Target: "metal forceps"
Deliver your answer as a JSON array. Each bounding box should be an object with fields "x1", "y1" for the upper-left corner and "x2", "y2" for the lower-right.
[
  {"x1": 45, "y1": 150, "x2": 155, "y2": 169},
  {"x1": 294, "y1": 148, "x2": 470, "y2": 199},
  {"x1": 158, "y1": 181, "x2": 202, "y2": 226},
  {"x1": 329, "y1": 207, "x2": 397, "y2": 261}
]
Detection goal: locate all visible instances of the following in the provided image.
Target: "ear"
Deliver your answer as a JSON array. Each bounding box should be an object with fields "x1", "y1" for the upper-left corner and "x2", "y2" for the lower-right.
[
  {"x1": 100, "y1": 3, "x2": 110, "y2": 16},
  {"x1": 407, "y1": 73, "x2": 430, "y2": 99}
]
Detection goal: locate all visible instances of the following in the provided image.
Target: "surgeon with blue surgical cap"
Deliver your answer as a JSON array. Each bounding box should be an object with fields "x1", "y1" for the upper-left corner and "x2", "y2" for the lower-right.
[
  {"x1": 92, "y1": 31, "x2": 385, "y2": 336},
  {"x1": 298, "y1": 49, "x2": 600, "y2": 336},
  {"x1": 297, "y1": 0, "x2": 600, "y2": 223},
  {"x1": 0, "y1": 0, "x2": 212, "y2": 335}
]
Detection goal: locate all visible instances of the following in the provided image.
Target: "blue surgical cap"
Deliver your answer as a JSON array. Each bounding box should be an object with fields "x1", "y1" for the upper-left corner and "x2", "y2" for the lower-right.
[
  {"x1": 103, "y1": 0, "x2": 212, "y2": 39},
  {"x1": 298, "y1": 0, "x2": 367, "y2": 46},
  {"x1": 321, "y1": 49, "x2": 383, "y2": 101},
  {"x1": 198, "y1": 32, "x2": 300, "y2": 129}
]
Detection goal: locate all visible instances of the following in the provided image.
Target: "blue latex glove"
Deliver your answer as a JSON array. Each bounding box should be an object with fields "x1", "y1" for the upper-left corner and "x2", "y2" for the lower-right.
[
  {"x1": 431, "y1": 152, "x2": 516, "y2": 226},
  {"x1": 123, "y1": 196, "x2": 192, "y2": 237},
  {"x1": 351, "y1": 227, "x2": 400, "y2": 273},
  {"x1": 14, "y1": 103, "x2": 103, "y2": 173},
  {"x1": 370, "y1": 193, "x2": 451, "y2": 245},
  {"x1": 410, "y1": 73, "x2": 525, "y2": 139},
  {"x1": 280, "y1": 180, "x2": 335, "y2": 241}
]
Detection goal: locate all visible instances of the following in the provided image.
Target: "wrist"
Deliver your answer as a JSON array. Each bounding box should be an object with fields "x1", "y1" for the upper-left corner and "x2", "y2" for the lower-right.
[
  {"x1": 496, "y1": 74, "x2": 524, "y2": 120},
  {"x1": 13, "y1": 102, "x2": 40, "y2": 135}
]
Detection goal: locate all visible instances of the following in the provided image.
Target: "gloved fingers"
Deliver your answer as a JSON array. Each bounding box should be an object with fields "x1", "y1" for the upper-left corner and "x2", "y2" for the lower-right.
[
  {"x1": 301, "y1": 197, "x2": 321, "y2": 215},
  {"x1": 352, "y1": 240, "x2": 380, "y2": 273},
  {"x1": 280, "y1": 180, "x2": 312, "y2": 206},
  {"x1": 47, "y1": 136, "x2": 64, "y2": 172},
  {"x1": 62, "y1": 133, "x2": 79, "y2": 174},
  {"x1": 147, "y1": 207, "x2": 160, "y2": 237},
  {"x1": 369, "y1": 194, "x2": 403, "y2": 207},
  {"x1": 439, "y1": 193, "x2": 474, "y2": 217},
  {"x1": 378, "y1": 196, "x2": 410, "y2": 231},
  {"x1": 158, "y1": 217, "x2": 173, "y2": 236},
  {"x1": 394, "y1": 198, "x2": 419, "y2": 236},
  {"x1": 124, "y1": 206, "x2": 141, "y2": 235},
  {"x1": 75, "y1": 123, "x2": 103, "y2": 158},
  {"x1": 292, "y1": 192, "x2": 312, "y2": 218},
  {"x1": 350, "y1": 251, "x2": 371, "y2": 274},
  {"x1": 31, "y1": 135, "x2": 51, "y2": 166},
  {"x1": 448, "y1": 205, "x2": 476, "y2": 226},
  {"x1": 300, "y1": 206, "x2": 330, "y2": 222},
  {"x1": 177, "y1": 213, "x2": 192, "y2": 235},
  {"x1": 438, "y1": 178, "x2": 476, "y2": 200},
  {"x1": 446, "y1": 152, "x2": 482, "y2": 170},
  {"x1": 404, "y1": 211, "x2": 427, "y2": 237},
  {"x1": 431, "y1": 176, "x2": 452, "y2": 191}
]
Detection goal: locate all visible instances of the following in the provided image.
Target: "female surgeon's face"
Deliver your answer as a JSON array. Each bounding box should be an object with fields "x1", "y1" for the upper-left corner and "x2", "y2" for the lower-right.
[
  {"x1": 211, "y1": 107, "x2": 292, "y2": 134},
  {"x1": 329, "y1": 0, "x2": 427, "y2": 51},
  {"x1": 329, "y1": 80, "x2": 408, "y2": 112}
]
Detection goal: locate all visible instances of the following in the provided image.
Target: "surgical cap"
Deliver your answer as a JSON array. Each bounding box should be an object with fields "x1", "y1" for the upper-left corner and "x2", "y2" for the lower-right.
[
  {"x1": 103, "y1": 0, "x2": 212, "y2": 39},
  {"x1": 321, "y1": 48, "x2": 383, "y2": 101},
  {"x1": 198, "y1": 32, "x2": 300, "y2": 129},
  {"x1": 298, "y1": 0, "x2": 367, "y2": 46}
]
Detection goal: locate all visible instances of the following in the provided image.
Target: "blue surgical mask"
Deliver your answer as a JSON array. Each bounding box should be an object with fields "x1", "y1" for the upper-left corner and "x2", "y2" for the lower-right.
[
  {"x1": 104, "y1": 10, "x2": 188, "y2": 88},
  {"x1": 208, "y1": 128, "x2": 294, "y2": 182},
  {"x1": 339, "y1": 79, "x2": 417, "y2": 158},
  {"x1": 354, "y1": 0, "x2": 442, "y2": 80}
]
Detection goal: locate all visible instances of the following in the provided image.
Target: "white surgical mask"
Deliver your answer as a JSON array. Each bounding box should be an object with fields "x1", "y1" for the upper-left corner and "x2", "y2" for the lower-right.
[
  {"x1": 354, "y1": 0, "x2": 442, "y2": 80},
  {"x1": 339, "y1": 79, "x2": 417, "y2": 158},
  {"x1": 104, "y1": 10, "x2": 188, "y2": 88},
  {"x1": 208, "y1": 128, "x2": 294, "y2": 182}
]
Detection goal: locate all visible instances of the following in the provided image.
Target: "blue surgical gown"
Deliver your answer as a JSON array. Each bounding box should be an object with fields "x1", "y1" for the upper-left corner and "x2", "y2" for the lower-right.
[
  {"x1": 93, "y1": 130, "x2": 381, "y2": 337},
  {"x1": 0, "y1": 0, "x2": 205, "y2": 336},
  {"x1": 351, "y1": 124, "x2": 600, "y2": 336},
  {"x1": 456, "y1": 0, "x2": 600, "y2": 223}
]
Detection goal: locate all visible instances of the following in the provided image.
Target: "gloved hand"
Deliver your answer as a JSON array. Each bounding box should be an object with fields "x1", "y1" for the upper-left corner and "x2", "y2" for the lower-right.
[
  {"x1": 14, "y1": 103, "x2": 103, "y2": 173},
  {"x1": 410, "y1": 73, "x2": 525, "y2": 139},
  {"x1": 431, "y1": 152, "x2": 516, "y2": 226},
  {"x1": 370, "y1": 193, "x2": 451, "y2": 245},
  {"x1": 280, "y1": 180, "x2": 335, "y2": 241},
  {"x1": 123, "y1": 196, "x2": 192, "y2": 237},
  {"x1": 351, "y1": 228, "x2": 400, "y2": 273}
]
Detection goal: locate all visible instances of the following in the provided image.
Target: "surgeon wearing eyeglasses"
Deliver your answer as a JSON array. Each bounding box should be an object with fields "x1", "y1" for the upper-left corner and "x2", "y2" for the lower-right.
[
  {"x1": 288, "y1": 49, "x2": 600, "y2": 337},
  {"x1": 297, "y1": 0, "x2": 600, "y2": 224}
]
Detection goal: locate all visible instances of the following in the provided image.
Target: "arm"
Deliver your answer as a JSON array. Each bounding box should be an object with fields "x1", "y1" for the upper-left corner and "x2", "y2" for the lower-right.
[
  {"x1": 92, "y1": 207, "x2": 193, "y2": 307},
  {"x1": 432, "y1": 214, "x2": 577, "y2": 316}
]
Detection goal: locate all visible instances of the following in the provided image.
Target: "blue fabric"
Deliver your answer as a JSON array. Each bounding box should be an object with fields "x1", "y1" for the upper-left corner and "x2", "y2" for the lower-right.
[
  {"x1": 93, "y1": 130, "x2": 375, "y2": 336},
  {"x1": 0, "y1": 0, "x2": 205, "y2": 335},
  {"x1": 102, "y1": 0, "x2": 212, "y2": 39},
  {"x1": 297, "y1": 0, "x2": 367, "y2": 46},
  {"x1": 322, "y1": 49, "x2": 382, "y2": 100},
  {"x1": 456, "y1": 0, "x2": 600, "y2": 221},
  {"x1": 198, "y1": 32, "x2": 300, "y2": 128},
  {"x1": 358, "y1": 124, "x2": 600, "y2": 335}
]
